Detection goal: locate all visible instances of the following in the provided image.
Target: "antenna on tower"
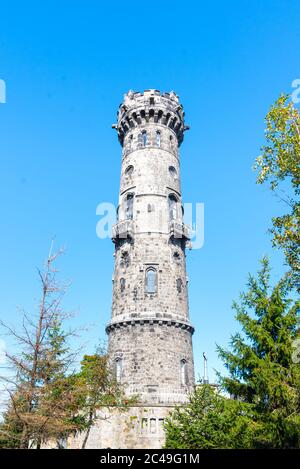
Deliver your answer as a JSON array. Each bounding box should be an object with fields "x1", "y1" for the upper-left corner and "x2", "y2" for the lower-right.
[{"x1": 203, "y1": 352, "x2": 209, "y2": 384}]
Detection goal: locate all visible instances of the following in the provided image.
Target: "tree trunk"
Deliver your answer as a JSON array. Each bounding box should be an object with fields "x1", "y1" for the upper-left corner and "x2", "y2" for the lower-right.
[
  {"x1": 19, "y1": 425, "x2": 29, "y2": 449},
  {"x1": 81, "y1": 411, "x2": 93, "y2": 449}
]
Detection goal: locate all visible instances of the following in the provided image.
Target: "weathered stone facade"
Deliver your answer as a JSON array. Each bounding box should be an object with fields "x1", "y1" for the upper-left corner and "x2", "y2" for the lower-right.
[{"x1": 109, "y1": 90, "x2": 195, "y2": 409}]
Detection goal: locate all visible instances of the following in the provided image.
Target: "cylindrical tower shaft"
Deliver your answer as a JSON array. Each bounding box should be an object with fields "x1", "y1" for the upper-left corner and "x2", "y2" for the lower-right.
[{"x1": 107, "y1": 90, "x2": 195, "y2": 405}]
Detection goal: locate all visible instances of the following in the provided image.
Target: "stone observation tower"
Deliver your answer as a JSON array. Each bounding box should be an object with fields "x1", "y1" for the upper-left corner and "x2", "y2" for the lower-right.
[{"x1": 107, "y1": 90, "x2": 195, "y2": 447}]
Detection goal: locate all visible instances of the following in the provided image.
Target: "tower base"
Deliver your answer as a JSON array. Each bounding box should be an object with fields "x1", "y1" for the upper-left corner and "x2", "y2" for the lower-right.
[{"x1": 42, "y1": 405, "x2": 174, "y2": 449}]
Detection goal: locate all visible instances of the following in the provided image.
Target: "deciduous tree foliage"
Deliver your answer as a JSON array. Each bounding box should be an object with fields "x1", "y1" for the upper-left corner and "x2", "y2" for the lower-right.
[
  {"x1": 73, "y1": 351, "x2": 134, "y2": 449},
  {"x1": 254, "y1": 95, "x2": 300, "y2": 291}
]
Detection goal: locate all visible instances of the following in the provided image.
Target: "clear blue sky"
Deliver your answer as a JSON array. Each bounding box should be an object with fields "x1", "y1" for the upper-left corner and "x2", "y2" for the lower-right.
[{"x1": 0, "y1": 0, "x2": 299, "y2": 382}]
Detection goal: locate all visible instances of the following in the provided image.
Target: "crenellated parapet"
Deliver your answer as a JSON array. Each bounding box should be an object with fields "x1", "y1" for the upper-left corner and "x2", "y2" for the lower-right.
[{"x1": 112, "y1": 89, "x2": 189, "y2": 147}]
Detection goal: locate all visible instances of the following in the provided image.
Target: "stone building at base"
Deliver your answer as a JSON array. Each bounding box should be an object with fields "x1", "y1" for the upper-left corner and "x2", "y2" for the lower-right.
[{"x1": 44, "y1": 406, "x2": 171, "y2": 449}]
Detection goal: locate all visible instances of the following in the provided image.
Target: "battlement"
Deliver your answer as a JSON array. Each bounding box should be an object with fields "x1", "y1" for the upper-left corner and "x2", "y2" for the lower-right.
[
  {"x1": 121, "y1": 89, "x2": 181, "y2": 111},
  {"x1": 112, "y1": 89, "x2": 189, "y2": 146}
]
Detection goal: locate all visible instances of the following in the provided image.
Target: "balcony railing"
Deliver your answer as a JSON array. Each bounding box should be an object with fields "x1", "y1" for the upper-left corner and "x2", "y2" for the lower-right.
[
  {"x1": 169, "y1": 220, "x2": 191, "y2": 240},
  {"x1": 126, "y1": 385, "x2": 192, "y2": 404},
  {"x1": 111, "y1": 219, "x2": 135, "y2": 241}
]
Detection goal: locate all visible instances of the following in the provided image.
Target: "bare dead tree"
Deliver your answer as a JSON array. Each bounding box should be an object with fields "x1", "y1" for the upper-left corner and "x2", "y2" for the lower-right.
[
  {"x1": 0, "y1": 243, "x2": 81, "y2": 449},
  {"x1": 0, "y1": 243, "x2": 134, "y2": 450}
]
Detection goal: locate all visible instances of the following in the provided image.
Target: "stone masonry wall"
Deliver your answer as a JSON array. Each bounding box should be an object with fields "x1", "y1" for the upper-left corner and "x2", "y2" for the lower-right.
[
  {"x1": 44, "y1": 406, "x2": 173, "y2": 449},
  {"x1": 109, "y1": 90, "x2": 195, "y2": 407},
  {"x1": 108, "y1": 321, "x2": 194, "y2": 404}
]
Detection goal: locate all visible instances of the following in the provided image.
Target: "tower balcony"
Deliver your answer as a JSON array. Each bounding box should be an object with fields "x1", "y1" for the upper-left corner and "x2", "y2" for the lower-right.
[
  {"x1": 169, "y1": 220, "x2": 191, "y2": 240},
  {"x1": 111, "y1": 219, "x2": 135, "y2": 242}
]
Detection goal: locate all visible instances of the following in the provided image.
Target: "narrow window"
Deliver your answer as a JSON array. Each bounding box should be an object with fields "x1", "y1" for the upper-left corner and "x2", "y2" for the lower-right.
[
  {"x1": 125, "y1": 165, "x2": 134, "y2": 176},
  {"x1": 168, "y1": 194, "x2": 177, "y2": 221},
  {"x1": 169, "y1": 166, "x2": 177, "y2": 178},
  {"x1": 115, "y1": 357, "x2": 122, "y2": 383},
  {"x1": 125, "y1": 193, "x2": 134, "y2": 219},
  {"x1": 120, "y1": 251, "x2": 130, "y2": 268},
  {"x1": 173, "y1": 251, "x2": 181, "y2": 261},
  {"x1": 169, "y1": 135, "x2": 174, "y2": 150},
  {"x1": 176, "y1": 278, "x2": 183, "y2": 293},
  {"x1": 146, "y1": 268, "x2": 157, "y2": 294},
  {"x1": 150, "y1": 418, "x2": 157, "y2": 434},
  {"x1": 156, "y1": 130, "x2": 161, "y2": 147},
  {"x1": 158, "y1": 418, "x2": 164, "y2": 433},
  {"x1": 142, "y1": 131, "x2": 147, "y2": 147},
  {"x1": 120, "y1": 277, "x2": 126, "y2": 292},
  {"x1": 141, "y1": 418, "x2": 148, "y2": 435},
  {"x1": 180, "y1": 359, "x2": 187, "y2": 385}
]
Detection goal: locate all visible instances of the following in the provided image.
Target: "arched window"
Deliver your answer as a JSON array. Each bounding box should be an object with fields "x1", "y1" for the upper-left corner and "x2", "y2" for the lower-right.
[
  {"x1": 120, "y1": 277, "x2": 126, "y2": 292},
  {"x1": 115, "y1": 357, "x2": 122, "y2": 383},
  {"x1": 156, "y1": 131, "x2": 161, "y2": 147},
  {"x1": 145, "y1": 267, "x2": 157, "y2": 294},
  {"x1": 168, "y1": 194, "x2": 178, "y2": 221},
  {"x1": 125, "y1": 193, "x2": 134, "y2": 219},
  {"x1": 180, "y1": 359, "x2": 187, "y2": 385},
  {"x1": 169, "y1": 166, "x2": 177, "y2": 178},
  {"x1": 169, "y1": 135, "x2": 174, "y2": 150},
  {"x1": 125, "y1": 165, "x2": 134, "y2": 176},
  {"x1": 176, "y1": 278, "x2": 183, "y2": 293},
  {"x1": 142, "y1": 131, "x2": 147, "y2": 147}
]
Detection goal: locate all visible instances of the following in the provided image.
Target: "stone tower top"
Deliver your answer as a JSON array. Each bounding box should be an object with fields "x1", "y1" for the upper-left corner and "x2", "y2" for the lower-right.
[{"x1": 112, "y1": 89, "x2": 189, "y2": 146}]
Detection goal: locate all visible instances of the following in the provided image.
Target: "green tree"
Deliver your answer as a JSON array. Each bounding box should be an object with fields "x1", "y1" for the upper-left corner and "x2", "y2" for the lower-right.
[
  {"x1": 254, "y1": 95, "x2": 300, "y2": 290},
  {"x1": 165, "y1": 259, "x2": 299, "y2": 449},
  {"x1": 0, "y1": 246, "x2": 81, "y2": 448},
  {"x1": 164, "y1": 385, "x2": 255, "y2": 449},
  {"x1": 73, "y1": 349, "x2": 133, "y2": 449},
  {"x1": 0, "y1": 246, "x2": 135, "y2": 449},
  {"x1": 0, "y1": 411, "x2": 24, "y2": 449},
  {"x1": 217, "y1": 258, "x2": 300, "y2": 448}
]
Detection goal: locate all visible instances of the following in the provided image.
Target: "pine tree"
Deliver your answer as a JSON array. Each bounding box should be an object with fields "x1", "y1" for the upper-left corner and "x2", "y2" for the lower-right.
[
  {"x1": 164, "y1": 385, "x2": 255, "y2": 449},
  {"x1": 0, "y1": 246, "x2": 81, "y2": 448},
  {"x1": 217, "y1": 257, "x2": 300, "y2": 448}
]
